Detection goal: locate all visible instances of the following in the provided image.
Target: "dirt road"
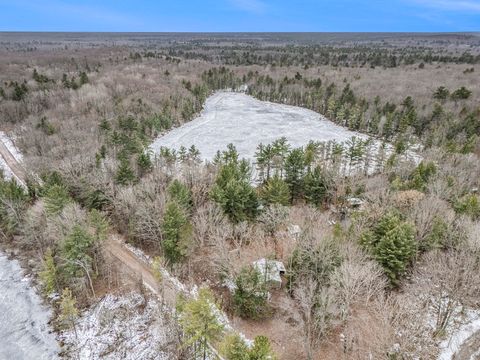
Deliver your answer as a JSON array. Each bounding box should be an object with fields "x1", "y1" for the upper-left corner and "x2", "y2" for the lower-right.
[
  {"x1": 105, "y1": 234, "x2": 180, "y2": 306},
  {"x1": 0, "y1": 136, "x2": 26, "y2": 185}
]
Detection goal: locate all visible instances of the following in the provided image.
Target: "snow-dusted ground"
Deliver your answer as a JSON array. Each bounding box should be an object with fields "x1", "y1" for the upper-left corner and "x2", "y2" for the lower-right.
[
  {"x1": 0, "y1": 253, "x2": 59, "y2": 360},
  {"x1": 150, "y1": 92, "x2": 372, "y2": 161},
  {"x1": 0, "y1": 156, "x2": 13, "y2": 179},
  {"x1": 438, "y1": 309, "x2": 480, "y2": 360},
  {"x1": 60, "y1": 293, "x2": 176, "y2": 360}
]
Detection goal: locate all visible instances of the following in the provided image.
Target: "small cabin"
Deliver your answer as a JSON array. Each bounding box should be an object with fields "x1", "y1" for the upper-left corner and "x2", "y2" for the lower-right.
[{"x1": 252, "y1": 258, "x2": 286, "y2": 289}]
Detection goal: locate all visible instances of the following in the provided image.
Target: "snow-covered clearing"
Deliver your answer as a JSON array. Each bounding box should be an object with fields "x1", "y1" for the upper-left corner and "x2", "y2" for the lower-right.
[
  {"x1": 150, "y1": 92, "x2": 418, "y2": 171},
  {"x1": 150, "y1": 92, "x2": 370, "y2": 160},
  {"x1": 60, "y1": 293, "x2": 177, "y2": 360}
]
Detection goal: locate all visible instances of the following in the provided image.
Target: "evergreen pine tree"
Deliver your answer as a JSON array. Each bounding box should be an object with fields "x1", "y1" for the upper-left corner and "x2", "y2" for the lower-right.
[
  {"x1": 177, "y1": 288, "x2": 224, "y2": 360},
  {"x1": 44, "y1": 184, "x2": 71, "y2": 216},
  {"x1": 249, "y1": 336, "x2": 277, "y2": 360},
  {"x1": 39, "y1": 249, "x2": 57, "y2": 295},
  {"x1": 433, "y1": 86, "x2": 449, "y2": 102},
  {"x1": 115, "y1": 158, "x2": 136, "y2": 185},
  {"x1": 188, "y1": 145, "x2": 201, "y2": 162},
  {"x1": 360, "y1": 213, "x2": 417, "y2": 286},
  {"x1": 304, "y1": 166, "x2": 330, "y2": 207},
  {"x1": 59, "y1": 288, "x2": 78, "y2": 335},
  {"x1": 79, "y1": 71, "x2": 89, "y2": 86},
  {"x1": 211, "y1": 157, "x2": 259, "y2": 223},
  {"x1": 162, "y1": 201, "x2": 192, "y2": 263},
  {"x1": 167, "y1": 179, "x2": 192, "y2": 212},
  {"x1": 374, "y1": 222, "x2": 416, "y2": 286},
  {"x1": 61, "y1": 225, "x2": 94, "y2": 279},
  {"x1": 99, "y1": 119, "x2": 111, "y2": 132},
  {"x1": 137, "y1": 152, "x2": 153, "y2": 176},
  {"x1": 233, "y1": 266, "x2": 269, "y2": 319},
  {"x1": 220, "y1": 333, "x2": 250, "y2": 360},
  {"x1": 284, "y1": 148, "x2": 305, "y2": 202},
  {"x1": 62, "y1": 73, "x2": 71, "y2": 88},
  {"x1": 260, "y1": 176, "x2": 290, "y2": 206}
]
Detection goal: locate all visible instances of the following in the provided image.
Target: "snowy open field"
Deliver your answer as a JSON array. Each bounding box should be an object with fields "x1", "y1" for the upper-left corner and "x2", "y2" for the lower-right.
[{"x1": 150, "y1": 92, "x2": 373, "y2": 161}]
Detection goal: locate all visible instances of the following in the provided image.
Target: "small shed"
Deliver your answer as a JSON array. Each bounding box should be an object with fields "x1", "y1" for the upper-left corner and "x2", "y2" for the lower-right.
[{"x1": 252, "y1": 258, "x2": 286, "y2": 289}]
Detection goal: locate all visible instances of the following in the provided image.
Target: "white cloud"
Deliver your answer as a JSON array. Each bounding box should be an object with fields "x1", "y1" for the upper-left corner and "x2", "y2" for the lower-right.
[
  {"x1": 412, "y1": 0, "x2": 480, "y2": 12},
  {"x1": 228, "y1": 0, "x2": 267, "y2": 14}
]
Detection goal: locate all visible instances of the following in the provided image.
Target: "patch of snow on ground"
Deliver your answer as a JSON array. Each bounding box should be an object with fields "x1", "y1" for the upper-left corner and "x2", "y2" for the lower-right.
[
  {"x1": 438, "y1": 309, "x2": 480, "y2": 360},
  {"x1": 0, "y1": 156, "x2": 14, "y2": 180},
  {"x1": 60, "y1": 293, "x2": 176, "y2": 360}
]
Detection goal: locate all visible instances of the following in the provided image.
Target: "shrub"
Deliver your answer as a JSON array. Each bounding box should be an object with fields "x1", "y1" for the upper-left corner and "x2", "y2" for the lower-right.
[
  {"x1": 454, "y1": 194, "x2": 480, "y2": 219},
  {"x1": 220, "y1": 333, "x2": 277, "y2": 360},
  {"x1": 451, "y1": 86, "x2": 472, "y2": 101}
]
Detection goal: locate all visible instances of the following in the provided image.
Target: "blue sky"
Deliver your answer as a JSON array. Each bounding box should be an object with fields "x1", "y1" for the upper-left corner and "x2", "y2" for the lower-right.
[{"x1": 0, "y1": 0, "x2": 479, "y2": 32}]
